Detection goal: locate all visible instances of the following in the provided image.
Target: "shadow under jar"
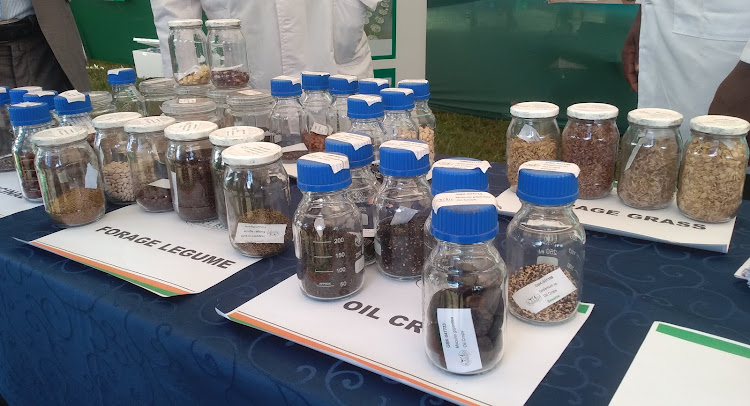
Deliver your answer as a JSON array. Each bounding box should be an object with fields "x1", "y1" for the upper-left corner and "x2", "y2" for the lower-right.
[
  {"x1": 92, "y1": 111, "x2": 143, "y2": 205},
  {"x1": 125, "y1": 116, "x2": 177, "y2": 212},
  {"x1": 506, "y1": 101, "x2": 560, "y2": 191}
]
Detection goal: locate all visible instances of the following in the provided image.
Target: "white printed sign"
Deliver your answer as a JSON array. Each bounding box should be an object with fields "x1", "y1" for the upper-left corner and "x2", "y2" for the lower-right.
[
  {"x1": 0, "y1": 171, "x2": 42, "y2": 217},
  {"x1": 511, "y1": 268, "x2": 578, "y2": 314},
  {"x1": 234, "y1": 223, "x2": 286, "y2": 244}
]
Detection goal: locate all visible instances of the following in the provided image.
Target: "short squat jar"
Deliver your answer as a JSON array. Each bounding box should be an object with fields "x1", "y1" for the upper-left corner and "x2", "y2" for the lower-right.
[
  {"x1": 206, "y1": 19, "x2": 250, "y2": 89},
  {"x1": 93, "y1": 112, "x2": 143, "y2": 204},
  {"x1": 161, "y1": 97, "x2": 221, "y2": 126},
  {"x1": 139, "y1": 78, "x2": 176, "y2": 116},
  {"x1": 125, "y1": 116, "x2": 177, "y2": 212},
  {"x1": 168, "y1": 19, "x2": 210, "y2": 86},
  {"x1": 224, "y1": 142, "x2": 291, "y2": 257},
  {"x1": 226, "y1": 89, "x2": 274, "y2": 135},
  {"x1": 32, "y1": 126, "x2": 106, "y2": 227},
  {"x1": 208, "y1": 86, "x2": 247, "y2": 128},
  {"x1": 89, "y1": 91, "x2": 115, "y2": 119},
  {"x1": 506, "y1": 102, "x2": 560, "y2": 191}
]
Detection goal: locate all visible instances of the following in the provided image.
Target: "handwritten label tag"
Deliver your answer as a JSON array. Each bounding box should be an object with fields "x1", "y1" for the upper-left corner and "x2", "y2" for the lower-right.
[
  {"x1": 149, "y1": 178, "x2": 171, "y2": 189},
  {"x1": 302, "y1": 152, "x2": 349, "y2": 173},
  {"x1": 518, "y1": 161, "x2": 580, "y2": 178},
  {"x1": 432, "y1": 159, "x2": 491, "y2": 173},
  {"x1": 432, "y1": 192, "x2": 498, "y2": 213},
  {"x1": 436, "y1": 308, "x2": 483, "y2": 374},
  {"x1": 234, "y1": 223, "x2": 287, "y2": 244},
  {"x1": 511, "y1": 267, "x2": 577, "y2": 314}
]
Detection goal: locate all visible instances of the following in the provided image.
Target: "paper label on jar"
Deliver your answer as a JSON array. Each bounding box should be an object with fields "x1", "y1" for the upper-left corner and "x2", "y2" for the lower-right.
[
  {"x1": 350, "y1": 94, "x2": 381, "y2": 106},
  {"x1": 518, "y1": 161, "x2": 580, "y2": 178},
  {"x1": 432, "y1": 158, "x2": 491, "y2": 173},
  {"x1": 302, "y1": 152, "x2": 349, "y2": 173},
  {"x1": 314, "y1": 217, "x2": 326, "y2": 237},
  {"x1": 381, "y1": 140, "x2": 429, "y2": 161},
  {"x1": 178, "y1": 98, "x2": 197, "y2": 104},
  {"x1": 355, "y1": 255, "x2": 364, "y2": 273},
  {"x1": 234, "y1": 223, "x2": 287, "y2": 244},
  {"x1": 169, "y1": 171, "x2": 178, "y2": 207},
  {"x1": 361, "y1": 213, "x2": 369, "y2": 227},
  {"x1": 281, "y1": 143, "x2": 308, "y2": 153},
  {"x1": 293, "y1": 226, "x2": 301, "y2": 258},
  {"x1": 57, "y1": 171, "x2": 69, "y2": 184},
  {"x1": 432, "y1": 192, "x2": 498, "y2": 214},
  {"x1": 149, "y1": 178, "x2": 171, "y2": 189},
  {"x1": 59, "y1": 90, "x2": 86, "y2": 103},
  {"x1": 374, "y1": 239, "x2": 381, "y2": 255},
  {"x1": 363, "y1": 229, "x2": 376, "y2": 238},
  {"x1": 84, "y1": 164, "x2": 99, "y2": 189},
  {"x1": 624, "y1": 136, "x2": 648, "y2": 172},
  {"x1": 67, "y1": 117, "x2": 95, "y2": 135},
  {"x1": 517, "y1": 124, "x2": 542, "y2": 142},
  {"x1": 511, "y1": 267, "x2": 577, "y2": 314},
  {"x1": 328, "y1": 132, "x2": 371, "y2": 150},
  {"x1": 310, "y1": 122, "x2": 330, "y2": 136},
  {"x1": 436, "y1": 308, "x2": 483, "y2": 374},
  {"x1": 390, "y1": 206, "x2": 419, "y2": 225}
]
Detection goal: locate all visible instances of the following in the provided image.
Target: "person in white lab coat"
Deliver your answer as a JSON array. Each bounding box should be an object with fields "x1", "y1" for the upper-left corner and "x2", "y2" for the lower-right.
[{"x1": 150, "y1": 0, "x2": 380, "y2": 89}]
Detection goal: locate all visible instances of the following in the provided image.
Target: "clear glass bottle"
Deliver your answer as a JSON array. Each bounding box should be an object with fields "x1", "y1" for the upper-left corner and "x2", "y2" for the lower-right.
[
  {"x1": 224, "y1": 142, "x2": 291, "y2": 257},
  {"x1": 168, "y1": 19, "x2": 210, "y2": 86},
  {"x1": 92, "y1": 112, "x2": 143, "y2": 205},
  {"x1": 301, "y1": 72, "x2": 332, "y2": 153},
  {"x1": 160, "y1": 98, "x2": 220, "y2": 126},
  {"x1": 381, "y1": 88, "x2": 418, "y2": 145},
  {"x1": 23, "y1": 90, "x2": 60, "y2": 125},
  {"x1": 226, "y1": 89, "x2": 273, "y2": 137},
  {"x1": 269, "y1": 76, "x2": 309, "y2": 164},
  {"x1": 32, "y1": 126, "x2": 106, "y2": 227},
  {"x1": 506, "y1": 161, "x2": 584, "y2": 325},
  {"x1": 618, "y1": 108, "x2": 683, "y2": 210},
  {"x1": 125, "y1": 116, "x2": 177, "y2": 212},
  {"x1": 108, "y1": 68, "x2": 147, "y2": 115},
  {"x1": 677, "y1": 115, "x2": 750, "y2": 223},
  {"x1": 374, "y1": 140, "x2": 432, "y2": 280},
  {"x1": 561, "y1": 103, "x2": 619, "y2": 199},
  {"x1": 89, "y1": 91, "x2": 115, "y2": 118},
  {"x1": 208, "y1": 86, "x2": 247, "y2": 129},
  {"x1": 398, "y1": 80, "x2": 436, "y2": 161},
  {"x1": 9, "y1": 86, "x2": 42, "y2": 104},
  {"x1": 347, "y1": 95, "x2": 385, "y2": 159},
  {"x1": 165, "y1": 121, "x2": 219, "y2": 222},
  {"x1": 506, "y1": 102, "x2": 561, "y2": 191},
  {"x1": 358, "y1": 78, "x2": 389, "y2": 96},
  {"x1": 139, "y1": 78, "x2": 176, "y2": 116},
  {"x1": 209, "y1": 126, "x2": 266, "y2": 228},
  {"x1": 325, "y1": 133, "x2": 378, "y2": 265},
  {"x1": 55, "y1": 90, "x2": 96, "y2": 148},
  {"x1": 0, "y1": 86, "x2": 14, "y2": 171},
  {"x1": 293, "y1": 152, "x2": 364, "y2": 300},
  {"x1": 327, "y1": 74, "x2": 358, "y2": 133},
  {"x1": 423, "y1": 193, "x2": 506, "y2": 375},
  {"x1": 206, "y1": 19, "x2": 250, "y2": 89},
  {"x1": 9, "y1": 101, "x2": 54, "y2": 201}
]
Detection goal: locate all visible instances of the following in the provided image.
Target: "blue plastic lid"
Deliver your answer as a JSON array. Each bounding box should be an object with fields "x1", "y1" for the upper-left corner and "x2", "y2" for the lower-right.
[
  {"x1": 379, "y1": 139, "x2": 430, "y2": 177},
  {"x1": 380, "y1": 88, "x2": 415, "y2": 111},
  {"x1": 9, "y1": 86, "x2": 42, "y2": 104},
  {"x1": 397, "y1": 79, "x2": 430, "y2": 100},
  {"x1": 54, "y1": 91, "x2": 93, "y2": 115},
  {"x1": 8, "y1": 102, "x2": 52, "y2": 126},
  {"x1": 108, "y1": 68, "x2": 137, "y2": 85},
  {"x1": 516, "y1": 161, "x2": 580, "y2": 206},
  {"x1": 325, "y1": 132, "x2": 374, "y2": 168},
  {"x1": 0, "y1": 86, "x2": 11, "y2": 105},
  {"x1": 431, "y1": 158, "x2": 491, "y2": 195},
  {"x1": 329, "y1": 75, "x2": 358, "y2": 95},
  {"x1": 301, "y1": 71, "x2": 330, "y2": 91},
  {"x1": 23, "y1": 90, "x2": 58, "y2": 111},
  {"x1": 271, "y1": 76, "x2": 302, "y2": 97},
  {"x1": 358, "y1": 78, "x2": 389, "y2": 95},
  {"x1": 347, "y1": 95, "x2": 383, "y2": 119},
  {"x1": 430, "y1": 192, "x2": 498, "y2": 244},
  {"x1": 297, "y1": 152, "x2": 352, "y2": 192}
]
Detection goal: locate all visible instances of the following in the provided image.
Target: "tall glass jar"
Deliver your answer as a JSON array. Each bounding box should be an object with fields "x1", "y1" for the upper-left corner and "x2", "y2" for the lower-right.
[
  {"x1": 325, "y1": 133, "x2": 378, "y2": 265},
  {"x1": 168, "y1": 19, "x2": 210, "y2": 86},
  {"x1": 398, "y1": 80, "x2": 436, "y2": 161},
  {"x1": 89, "y1": 91, "x2": 115, "y2": 118},
  {"x1": 677, "y1": 115, "x2": 750, "y2": 223},
  {"x1": 374, "y1": 140, "x2": 432, "y2": 280},
  {"x1": 125, "y1": 116, "x2": 177, "y2": 212},
  {"x1": 208, "y1": 86, "x2": 246, "y2": 128},
  {"x1": 55, "y1": 91, "x2": 96, "y2": 148},
  {"x1": 210, "y1": 126, "x2": 266, "y2": 228},
  {"x1": 270, "y1": 76, "x2": 309, "y2": 163},
  {"x1": 32, "y1": 126, "x2": 106, "y2": 227},
  {"x1": 9, "y1": 102, "x2": 54, "y2": 201},
  {"x1": 93, "y1": 112, "x2": 142, "y2": 205},
  {"x1": 617, "y1": 108, "x2": 683, "y2": 210},
  {"x1": 348, "y1": 95, "x2": 386, "y2": 159},
  {"x1": 561, "y1": 103, "x2": 619, "y2": 199},
  {"x1": 381, "y1": 88, "x2": 418, "y2": 144},
  {"x1": 327, "y1": 74, "x2": 358, "y2": 133},
  {"x1": 424, "y1": 193, "x2": 506, "y2": 375},
  {"x1": 293, "y1": 152, "x2": 364, "y2": 300},
  {"x1": 161, "y1": 98, "x2": 220, "y2": 126},
  {"x1": 226, "y1": 89, "x2": 273, "y2": 136},
  {"x1": 139, "y1": 78, "x2": 175, "y2": 116},
  {"x1": 506, "y1": 161, "x2": 584, "y2": 325},
  {"x1": 301, "y1": 72, "x2": 332, "y2": 153},
  {"x1": 224, "y1": 142, "x2": 291, "y2": 257},
  {"x1": 23, "y1": 90, "x2": 59, "y2": 125},
  {"x1": 108, "y1": 68, "x2": 146, "y2": 115},
  {"x1": 206, "y1": 19, "x2": 250, "y2": 89},
  {"x1": 358, "y1": 78, "x2": 389, "y2": 96},
  {"x1": 0, "y1": 87, "x2": 14, "y2": 171},
  {"x1": 506, "y1": 102, "x2": 561, "y2": 191},
  {"x1": 174, "y1": 83, "x2": 209, "y2": 100}
]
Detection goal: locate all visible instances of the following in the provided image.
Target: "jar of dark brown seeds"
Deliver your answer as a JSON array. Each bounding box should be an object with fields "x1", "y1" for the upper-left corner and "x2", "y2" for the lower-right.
[
  {"x1": 506, "y1": 102, "x2": 560, "y2": 191},
  {"x1": 125, "y1": 116, "x2": 177, "y2": 212},
  {"x1": 206, "y1": 19, "x2": 250, "y2": 89}
]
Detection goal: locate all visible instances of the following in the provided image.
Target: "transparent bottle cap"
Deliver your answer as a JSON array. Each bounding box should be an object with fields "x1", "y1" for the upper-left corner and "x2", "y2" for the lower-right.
[
  {"x1": 32, "y1": 126, "x2": 88, "y2": 146},
  {"x1": 161, "y1": 97, "x2": 217, "y2": 115},
  {"x1": 92, "y1": 112, "x2": 143, "y2": 129}
]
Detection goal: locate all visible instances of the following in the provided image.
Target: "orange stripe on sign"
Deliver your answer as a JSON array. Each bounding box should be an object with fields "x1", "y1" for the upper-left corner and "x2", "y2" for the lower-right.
[
  {"x1": 228, "y1": 311, "x2": 480, "y2": 406},
  {"x1": 30, "y1": 241, "x2": 191, "y2": 295}
]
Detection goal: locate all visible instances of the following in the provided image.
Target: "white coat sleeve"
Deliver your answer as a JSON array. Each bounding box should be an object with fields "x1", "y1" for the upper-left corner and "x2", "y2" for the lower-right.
[
  {"x1": 332, "y1": 0, "x2": 376, "y2": 65},
  {"x1": 741, "y1": 39, "x2": 750, "y2": 64},
  {"x1": 149, "y1": 0, "x2": 203, "y2": 78}
]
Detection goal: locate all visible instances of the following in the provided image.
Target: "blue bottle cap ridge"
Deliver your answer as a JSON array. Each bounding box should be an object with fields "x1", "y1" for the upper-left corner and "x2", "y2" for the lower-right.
[
  {"x1": 431, "y1": 203, "x2": 498, "y2": 244},
  {"x1": 8, "y1": 102, "x2": 52, "y2": 126},
  {"x1": 347, "y1": 95, "x2": 383, "y2": 119},
  {"x1": 397, "y1": 79, "x2": 430, "y2": 100},
  {"x1": 379, "y1": 139, "x2": 430, "y2": 177},
  {"x1": 358, "y1": 79, "x2": 389, "y2": 95},
  {"x1": 54, "y1": 93, "x2": 93, "y2": 115},
  {"x1": 0, "y1": 86, "x2": 9, "y2": 105},
  {"x1": 296, "y1": 152, "x2": 352, "y2": 192},
  {"x1": 23, "y1": 91, "x2": 58, "y2": 110},
  {"x1": 270, "y1": 76, "x2": 302, "y2": 97},
  {"x1": 516, "y1": 167, "x2": 579, "y2": 206},
  {"x1": 329, "y1": 75, "x2": 358, "y2": 95},
  {"x1": 431, "y1": 158, "x2": 490, "y2": 195},
  {"x1": 380, "y1": 88, "x2": 415, "y2": 110},
  {"x1": 324, "y1": 133, "x2": 374, "y2": 168},
  {"x1": 301, "y1": 72, "x2": 330, "y2": 91},
  {"x1": 107, "y1": 68, "x2": 137, "y2": 85}
]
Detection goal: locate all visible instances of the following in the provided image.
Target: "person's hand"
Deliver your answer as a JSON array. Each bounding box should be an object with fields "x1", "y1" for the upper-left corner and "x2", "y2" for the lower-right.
[{"x1": 622, "y1": 8, "x2": 641, "y2": 92}]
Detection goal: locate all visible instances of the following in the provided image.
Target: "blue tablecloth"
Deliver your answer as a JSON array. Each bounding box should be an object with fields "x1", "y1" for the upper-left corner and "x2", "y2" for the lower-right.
[{"x1": 1, "y1": 162, "x2": 749, "y2": 406}]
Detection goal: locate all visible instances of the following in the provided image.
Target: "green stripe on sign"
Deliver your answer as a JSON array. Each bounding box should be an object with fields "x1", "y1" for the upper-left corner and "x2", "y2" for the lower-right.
[
  {"x1": 656, "y1": 323, "x2": 750, "y2": 360},
  {"x1": 577, "y1": 303, "x2": 590, "y2": 314}
]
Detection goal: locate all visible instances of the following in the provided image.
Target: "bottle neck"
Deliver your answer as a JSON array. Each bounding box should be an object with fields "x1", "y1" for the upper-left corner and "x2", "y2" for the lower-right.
[
  {"x1": 303, "y1": 189, "x2": 348, "y2": 202},
  {"x1": 350, "y1": 117, "x2": 382, "y2": 127},
  {"x1": 382, "y1": 173, "x2": 429, "y2": 189},
  {"x1": 384, "y1": 109, "x2": 412, "y2": 119},
  {"x1": 274, "y1": 95, "x2": 302, "y2": 106},
  {"x1": 112, "y1": 83, "x2": 137, "y2": 92}
]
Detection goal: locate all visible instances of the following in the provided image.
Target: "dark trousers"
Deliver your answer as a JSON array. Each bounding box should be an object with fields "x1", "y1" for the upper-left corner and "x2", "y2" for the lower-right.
[{"x1": 0, "y1": 28, "x2": 73, "y2": 92}]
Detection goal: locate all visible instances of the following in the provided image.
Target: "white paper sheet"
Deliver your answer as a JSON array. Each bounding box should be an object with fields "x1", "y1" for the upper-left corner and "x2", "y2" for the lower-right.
[{"x1": 0, "y1": 171, "x2": 42, "y2": 217}]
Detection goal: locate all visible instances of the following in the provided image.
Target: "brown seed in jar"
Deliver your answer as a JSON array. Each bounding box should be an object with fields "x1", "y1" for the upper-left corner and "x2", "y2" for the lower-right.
[
  {"x1": 509, "y1": 264, "x2": 579, "y2": 323},
  {"x1": 561, "y1": 120, "x2": 619, "y2": 199},
  {"x1": 507, "y1": 137, "x2": 558, "y2": 188},
  {"x1": 617, "y1": 137, "x2": 680, "y2": 209}
]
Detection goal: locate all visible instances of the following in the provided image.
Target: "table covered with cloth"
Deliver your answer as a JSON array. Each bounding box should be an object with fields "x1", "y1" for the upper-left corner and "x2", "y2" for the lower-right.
[{"x1": 0, "y1": 161, "x2": 749, "y2": 406}]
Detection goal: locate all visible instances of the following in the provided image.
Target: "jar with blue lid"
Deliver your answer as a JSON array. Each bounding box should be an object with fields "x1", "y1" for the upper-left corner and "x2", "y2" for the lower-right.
[
  {"x1": 0, "y1": 86, "x2": 14, "y2": 171},
  {"x1": 358, "y1": 78, "x2": 389, "y2": 96},
  {"x1": 9, "y1": 101, "x2": 54, "y2": 201},
  {"x1": 55, "y1": 90, "x2": 96, "y2": 148},
  {"x1": 269, "y1": 76, "x2": 309, "y2": 164},
  {"x1": 397, "y1": 79, "x2": 435, "y2": 160},
  {"x1": 347, "y1": 95, "x2": 386, "y2": 160},
  {"x1": 381, "y1": 88, "x2": 419, "y2": 146},
  {"x1": 301, "y1": 71, "x2": 332, "y2": 152},
  {"x1": 327, "y1": 74, "x2": 358, "y2": 133},
  {"x1": 108, "y1": 68, "x2": 147, "y2": 115},
  {"x1": 9, "y1": 87, "x2": 42, "y2": 104}
]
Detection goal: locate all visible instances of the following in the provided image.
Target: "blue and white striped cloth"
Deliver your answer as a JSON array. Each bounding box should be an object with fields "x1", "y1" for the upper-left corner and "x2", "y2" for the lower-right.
[{"x1": 0, "y1": 0, "x2": 34, "y2": 22}]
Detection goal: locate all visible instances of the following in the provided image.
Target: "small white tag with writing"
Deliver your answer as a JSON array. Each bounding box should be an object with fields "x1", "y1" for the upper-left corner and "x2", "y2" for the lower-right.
[
  {"x1": 511, "y1": 267, "x2": 577, "y2": 314},
  {"x1": 234, "y1": 223, "x2": 287, "y2": 244},
  {"x1": 436, "y1": 308, "x2": 483, "y2": 374}
]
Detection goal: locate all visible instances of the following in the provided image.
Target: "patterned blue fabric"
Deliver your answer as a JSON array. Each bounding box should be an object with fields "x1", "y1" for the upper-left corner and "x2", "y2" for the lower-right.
[{"x1": 0, "y1": 161, "x2": 749, "y2": 405}]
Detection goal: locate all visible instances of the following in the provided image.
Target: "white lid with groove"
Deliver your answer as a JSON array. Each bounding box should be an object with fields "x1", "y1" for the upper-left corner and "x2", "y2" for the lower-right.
[
  {"x1": 511, "y1": 102, "x2": 560, "y2": 119},
  {"x1": 627, "y1": 108, "x2": 683, "y2": 128},
  {"x1": 222, "y1": 142, "x2": 282, "y2": 166},
  {"x1": 124, "y1": 116, "x2": 177, "y2": 133},
  {"x1": 164, "y1": 121, "x2": 218, "y2": 141},
  {"x1": 92, "y1": 112, "x2": 142, "y2": 129},
  {"x1": 209, "y1": 126, "x2": 265, "y2": 146},
  {"x1": 690, "y1": 115, "x2": 750, "y2": 136},
  {"x1": 32, "y1": 126, "x2": 88, "y2": 146},
  {"x1": 567, "y1": 103, "x2": 619, "y2": 120}
]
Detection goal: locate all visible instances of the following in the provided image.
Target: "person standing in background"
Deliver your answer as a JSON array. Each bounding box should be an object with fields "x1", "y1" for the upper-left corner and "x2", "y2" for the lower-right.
[
  {"x1": 0, "y1": 0, "x2": 91, "y2": 92},
  {"x1": 150, "y1": 0, "x2": 380, "y2": 89}
]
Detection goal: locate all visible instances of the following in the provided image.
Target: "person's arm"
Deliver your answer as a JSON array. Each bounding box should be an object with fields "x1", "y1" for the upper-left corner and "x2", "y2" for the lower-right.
[
  {"x1": 149, "y1": 0, "x2": 202, "y2": 78},
  {"x1": 710, "y1": 40, "x2": 750, "y2": 164},
  {"x1": 621, "y1": 6, "x2": 641, "y2": 92}
]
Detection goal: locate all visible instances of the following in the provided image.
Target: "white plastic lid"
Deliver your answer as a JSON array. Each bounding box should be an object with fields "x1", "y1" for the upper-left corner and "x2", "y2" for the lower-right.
[
  {"x1": 567, "y1": 103, "x2": 619, "y2": 120},
  {"x1": 32, "y1": 126, "x2": 88, "y2": 146},
  {"x1": 27, "y1": 90, "x2": 57, "y2": 97},
  {"x1": 627, "y1": 108, "x2": 683, "y2": 128},
  {"x1": 222, "y1": 142, "x2": 282, "y2": 166},
  {"x1": 164, "y1": 121, "x2": 218, "y2": 141},
  {"x1": 206, "y1": 19, "x2": 241, "y2": 28},
  {"x1": 209, "y1": 126, "x2": 265, "y2": 146},
  {"x1": 124, "y1": 116, "x2": 177, "y2": 133},
  {"x1": 510, "y1": 102, "x2": 560, "y2": 119},
  {"x1": 168, "y1": 19, "x2": 203, "y2": 28},
  {"x1": 92, "y1": 112, "x2": 142, "y2": 129},
  {"x1": 690, "y1": 115, "x2": 750, "y2": 136}
]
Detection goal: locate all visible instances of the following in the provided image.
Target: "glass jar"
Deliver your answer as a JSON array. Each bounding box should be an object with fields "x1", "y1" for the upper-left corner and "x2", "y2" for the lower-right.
[
  {"x1": 270, "y1": 76, "x2": 309, "y2": 163},
  {"x1": 206, "y1": 19, "x2": 250, "y2": 89},
  {"x1": 506, "y1": 102, "x2": 561, "y2": 191},
  {"x1": 108, "y1": 68, "x2": 147, "y2": 115},
  {"x1": 9, "y1": 101, "x2": 54, "y2": 201},
  {"x1": 301, "y1": 72, "x2": 333, "y2": 153},
  {"x1": 209, "y1": 126, "x2": 266, "y2": 228},
  {"x1": 161, "y1": 98, "x2": 221, "y2": 125},
  {"x1": 617, "y1": 108, "x2": 683, "y2": 210},
  {"x1": 561, "y1": 103, "x2": 619, "y2": 199},
  {"x1": 327, "y1": 74, "x2": 358, "y2": 133},
  {"x1": 424, "y1": 192, "x2": 506, "y2": 375},
  {"x1": 358, "y1": 78, "x2": 389, "y2": 96},
  {"x1": 168, "y1": 19, "x2": 210, "y2": 86},
  {"x1": 139, "y1": 78, "x2": 176, "y2": 116},
  {"x1": 325, "y1": 133, "x2": 378, "y2": 265},
  {"x1": 55, "y1": 91, "x2": 96, "y2": 148},
  {"x1": 374, "y1": 140, "x2": 432, "y2": 280},
  {"x1": 32, "y1": 126, "x2": 106, "y2": 227},
  {"x1": 174, "y1": 83, "x2": 209, "y2": 100},
  {"x1": 9, "y1": 86, "x2": 42, "y2": 104},
  {"x1": 506, "y1": 161, "x2": 584, "y2": 325},
  {"x1": 226, "y1": 89, "x2": 273, "y2": 137},
  {"x1": 89, "y1": 91, "x2": 115, "y2": 118},
  {"x1": 677, "y1": 115, "x2": 750, "y2": 223},
  {"x1": 293, "y1": 152, "x2": 364, "y2": 300},
  {"x1": 398, "y1": 80, "x2": 436, "y2": 161},
  {"x1": 208, "y1": 86, "x2": 247, "y2": 128},
  {"x1": 224, "y1": 142, "x2": 291, "y2": 257},
  {"x1": 92, "y1": 112, "x2": 143, "y2": 205},
  {"x1": 0, "y1": 87, "x2": 14, "y2": 171},
  {"x1": 23, "y1": 90, "x2": 59, "y2": 125},
  {"x1": 125, "y1": 116, "x2": 177, "y2": 212},
  {"x1": 348, "y1": 95, "x2": 386, "y2": 159},
  {"x1": 381, "y1": 88, "x2": 418, "y2": 144}
]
